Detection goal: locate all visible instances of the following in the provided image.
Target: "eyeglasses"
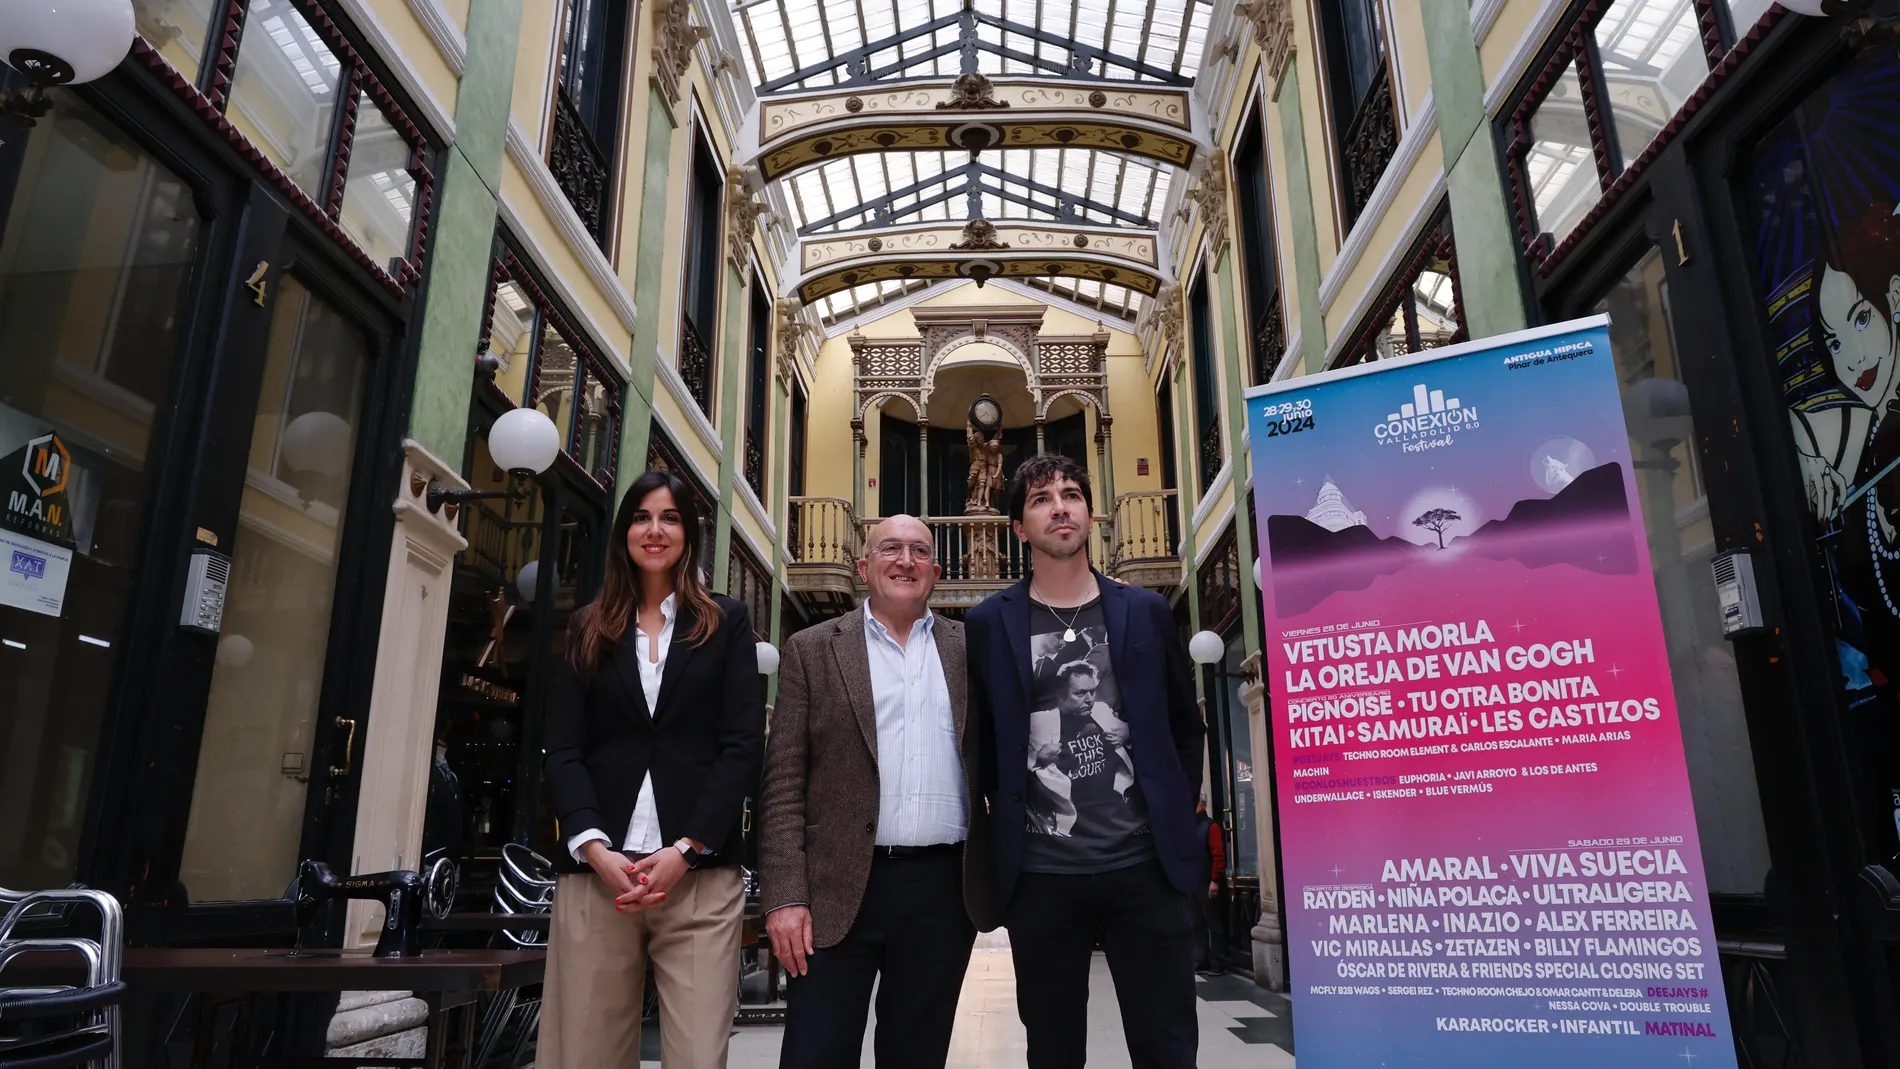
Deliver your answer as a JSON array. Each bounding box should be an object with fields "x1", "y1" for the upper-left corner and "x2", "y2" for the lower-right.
[{"x1": 872, "y1": 541, "x2": 934, "y2": 562}]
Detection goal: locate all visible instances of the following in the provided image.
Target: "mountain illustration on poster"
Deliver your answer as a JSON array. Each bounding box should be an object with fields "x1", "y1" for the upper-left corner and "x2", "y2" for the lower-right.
[{"x1": 1264, "y1": 463, "x2": 1640, "y2": 614}]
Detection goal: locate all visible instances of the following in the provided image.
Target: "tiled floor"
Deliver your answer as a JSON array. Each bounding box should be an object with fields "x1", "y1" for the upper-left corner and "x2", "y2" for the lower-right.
[{"x1": 640, "y1": 931, "x2": 1297, "y2": 1068}]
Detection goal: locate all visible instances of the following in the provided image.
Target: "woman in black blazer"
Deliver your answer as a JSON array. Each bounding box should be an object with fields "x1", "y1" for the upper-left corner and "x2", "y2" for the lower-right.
[{"x1": 540, "y1": 468, "x2": 763, "y2": 1069}]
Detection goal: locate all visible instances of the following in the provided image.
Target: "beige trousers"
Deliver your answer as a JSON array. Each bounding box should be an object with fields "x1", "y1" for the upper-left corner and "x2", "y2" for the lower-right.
[{"x1": 540, "y1": 866, "x2": 744, "y2": 1069}]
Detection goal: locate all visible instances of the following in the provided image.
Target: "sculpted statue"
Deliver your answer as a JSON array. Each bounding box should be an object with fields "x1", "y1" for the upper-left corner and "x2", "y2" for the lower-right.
[{"x1": 965, "y1": 393, "x2": 1006, "y2": 513}]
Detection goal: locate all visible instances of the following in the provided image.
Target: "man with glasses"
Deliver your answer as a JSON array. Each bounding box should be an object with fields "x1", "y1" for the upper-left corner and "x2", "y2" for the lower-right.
[{"x1": 760, "y1": 515, "x2": 994, "y2": 1068}]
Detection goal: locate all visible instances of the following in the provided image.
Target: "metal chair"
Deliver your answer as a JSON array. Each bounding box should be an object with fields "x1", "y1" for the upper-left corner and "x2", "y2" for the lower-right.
[
  {"x1": 0, "y1": 890, "x2": 125, "y2": 1069},
  {"x1": 472, "y1": 847, "x2": 554, "y2": 1068}
]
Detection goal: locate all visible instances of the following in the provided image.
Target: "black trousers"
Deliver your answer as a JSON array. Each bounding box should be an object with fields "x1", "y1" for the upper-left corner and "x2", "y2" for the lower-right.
[
  {"x1": 1005, "y1": 859, "x2": 1198, "y2": 1069},
  {"x1": 779, "y1": 848, "x2": 976, "y2": 1069}
]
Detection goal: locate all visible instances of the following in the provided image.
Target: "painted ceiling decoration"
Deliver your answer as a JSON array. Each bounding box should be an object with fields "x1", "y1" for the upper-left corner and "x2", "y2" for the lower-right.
[
  {"x1": 790, "y1": 217, "x2": 1168, "y2": 303},
  {"x1": 730, "y1": 0, "x2": 1213, "y2": 324}
]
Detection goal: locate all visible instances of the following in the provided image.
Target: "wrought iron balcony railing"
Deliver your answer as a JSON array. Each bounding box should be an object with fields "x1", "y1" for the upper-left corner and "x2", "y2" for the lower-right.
[
  {"x1": 743, "y1": 436, "x2": 765, "y2": 501},
  {"x1": 549, "y1": 85, "x2": 611, "y2": 247},
  {"x1": 679, "y1": 317, "x2": 714, "y2": 417},
  {"x1": 1340, "y1": 65, "x2": 1399, "y2": 229}
]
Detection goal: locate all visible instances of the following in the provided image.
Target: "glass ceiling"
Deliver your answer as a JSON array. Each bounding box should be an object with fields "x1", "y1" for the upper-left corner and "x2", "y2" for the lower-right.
[{"x1": 731, "y1": 0, "x2": 1212, "y2": 325}]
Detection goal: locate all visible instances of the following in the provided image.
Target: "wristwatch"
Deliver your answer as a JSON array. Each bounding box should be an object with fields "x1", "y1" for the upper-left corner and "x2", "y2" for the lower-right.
[{"x1": 673, "y1": 838, "x2": 704, "y2": 869}]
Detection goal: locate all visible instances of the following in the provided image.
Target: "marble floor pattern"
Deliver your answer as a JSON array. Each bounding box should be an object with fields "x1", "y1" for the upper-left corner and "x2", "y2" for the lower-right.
[{"x1": 636, "y1": 931, "x2": 1297, "y2": 1068}]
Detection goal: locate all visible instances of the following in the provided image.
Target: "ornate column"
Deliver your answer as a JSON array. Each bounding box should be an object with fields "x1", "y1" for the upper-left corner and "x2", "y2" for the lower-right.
[
  {"x1": 1034, "y1": 416, "x2": 1046, "y2": 454},
  {"x1": 852, "y1": 418, "x2": 866, "y2": 518},
  {"x1": 1096, "y1": 415, "x2": 1115, "y2": 505},
  {"x1": 1239, "y1": 651, "x2": 1285, "y2": 989},
  {"x1": 346, "y1": 442, "x2": 469, "y2": 950},
  {"x1": 917, "y1": 418, "x2": 930, "y2": 520}
]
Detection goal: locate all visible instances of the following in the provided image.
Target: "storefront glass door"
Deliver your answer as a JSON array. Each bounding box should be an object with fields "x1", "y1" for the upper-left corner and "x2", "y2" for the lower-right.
[
  {"x1": 0, "y1": 89, "x2": 205, "y2": 891},
  {"x1": 177, "y1": 275, "x2": 373, "y2": 901}
]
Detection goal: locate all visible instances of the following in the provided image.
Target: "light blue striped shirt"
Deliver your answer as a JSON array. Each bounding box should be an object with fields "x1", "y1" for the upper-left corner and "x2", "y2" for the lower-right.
[{"x1": 863, "y1": 609, "x2": 968, "y2": 846}]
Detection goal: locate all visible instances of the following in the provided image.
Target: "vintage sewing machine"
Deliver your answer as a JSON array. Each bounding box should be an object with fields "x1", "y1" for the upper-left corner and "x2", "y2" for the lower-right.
[{"x1": 291, "y1": 856, "x2": 458, "y2": 957}]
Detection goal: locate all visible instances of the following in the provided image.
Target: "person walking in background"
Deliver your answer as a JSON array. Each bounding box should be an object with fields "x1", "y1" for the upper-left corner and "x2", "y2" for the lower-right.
[
  {"x1": 966, "y1": 453, "x2": 1205, "y2": 1069},
  {"x1": 540, "y1": 469, "x2": 765, "y2": 1069},
  {"x1": 1192, "y1": 798, "x2": 1226, "y2": 976},
  {"x1": 759, "y1": 515, "x2": 994, "y2": 1069}
]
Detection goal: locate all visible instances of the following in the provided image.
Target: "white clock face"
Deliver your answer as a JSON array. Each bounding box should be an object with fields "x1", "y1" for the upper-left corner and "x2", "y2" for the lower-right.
[{"x1": 973, "y1": 398, "x2": 1000, "y2": 425}]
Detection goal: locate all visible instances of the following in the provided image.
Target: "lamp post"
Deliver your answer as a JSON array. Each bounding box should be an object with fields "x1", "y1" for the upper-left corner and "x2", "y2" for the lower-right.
[
  {"x1": 1188, "y1": 630, "x2": 1224, "y2": 666},
  {"x1": 424, "y1": 407, "x2": 562, "y2": 513},
  {"x1": 0, "y1": 0, "x2": 137, "y2": 123}
]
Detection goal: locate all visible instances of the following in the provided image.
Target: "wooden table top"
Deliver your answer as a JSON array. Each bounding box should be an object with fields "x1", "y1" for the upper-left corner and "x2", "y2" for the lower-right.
[
  {"x1": 423, "y1": 913, "x2": 551, "y2": 933},
  {"x1": 114, "y1": 948, "x2": 546, "y2": 993}
]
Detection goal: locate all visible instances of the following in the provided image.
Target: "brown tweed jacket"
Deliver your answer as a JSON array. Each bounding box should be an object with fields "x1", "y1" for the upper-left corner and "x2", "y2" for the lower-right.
[{"x1": 758, "y1": 605, "x2": 995, "y2": 948}]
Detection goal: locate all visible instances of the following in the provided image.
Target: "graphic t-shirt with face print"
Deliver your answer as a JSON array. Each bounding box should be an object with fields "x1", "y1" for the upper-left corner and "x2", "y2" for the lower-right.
[{"x1": 1020, "y1": 596, "x2": 1154, "y2": 874}]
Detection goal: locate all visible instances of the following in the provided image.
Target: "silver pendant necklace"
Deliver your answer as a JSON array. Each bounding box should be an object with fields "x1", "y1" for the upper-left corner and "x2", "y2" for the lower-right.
[{"x1": 1033, "y1": 584, "x2": 1085, "y2": 643}]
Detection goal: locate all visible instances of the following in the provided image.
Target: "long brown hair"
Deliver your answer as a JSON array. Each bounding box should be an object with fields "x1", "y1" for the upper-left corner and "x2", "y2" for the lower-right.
[{"x1": 569, "y1": 468, "x2": 722, "y2": 678}]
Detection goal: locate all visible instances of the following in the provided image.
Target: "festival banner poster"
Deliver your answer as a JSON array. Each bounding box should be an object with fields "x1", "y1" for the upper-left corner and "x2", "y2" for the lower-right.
[{"x1": 1246, "y1": 315, "x2": 1736, "y2": 1067}]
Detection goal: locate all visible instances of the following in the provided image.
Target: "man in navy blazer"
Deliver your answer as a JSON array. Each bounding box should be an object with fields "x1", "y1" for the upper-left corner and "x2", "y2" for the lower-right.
[{"x1": 965, "y1": 453, "x2": 1205, "y2": 1069}]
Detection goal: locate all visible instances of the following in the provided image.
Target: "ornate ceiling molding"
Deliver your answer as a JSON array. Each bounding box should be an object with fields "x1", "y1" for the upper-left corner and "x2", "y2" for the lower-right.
[
  {"x1": 1176, "y1": 154, "x2": 1230, "y2": 257},
  {"x1": 790, "y1": 220, "x2": 1168, "y2": 304},
  {"x1": 740, "y1": 76, "x2": 1209, "y2": 181},
  {"x1": 651, "y1": 0, "x2": 711, "y2": 111},
  {"x1": 726, "y1": 165, "x2": 770, "y2": 268},
  {"x1": 1235, "y1": 0, "x2": 1296, "y2": 96}
]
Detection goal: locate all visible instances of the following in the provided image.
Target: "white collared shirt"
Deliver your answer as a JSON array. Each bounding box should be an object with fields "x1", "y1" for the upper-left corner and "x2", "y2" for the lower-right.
[
  {"x1": 567, "y1": 594, "x2": 675, "y2": 861},
  {"x1": 863, "y1": 609, "x2": 968, "y2": 846}
]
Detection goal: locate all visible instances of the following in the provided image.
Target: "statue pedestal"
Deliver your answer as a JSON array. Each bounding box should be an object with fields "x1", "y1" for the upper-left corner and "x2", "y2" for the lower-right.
[{"x1": 963, "y1": 506, "x2": 1001, "y2": 579}]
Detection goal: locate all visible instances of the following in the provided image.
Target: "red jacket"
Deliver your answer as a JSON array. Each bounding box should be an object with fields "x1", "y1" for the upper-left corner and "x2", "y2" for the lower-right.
[{"x1": 1207, "y1": 820, "x2": 1226, "y2": 882}]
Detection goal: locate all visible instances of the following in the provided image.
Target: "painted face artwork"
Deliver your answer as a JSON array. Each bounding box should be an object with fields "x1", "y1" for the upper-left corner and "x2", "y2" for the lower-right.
[
  {"x1": 1744, "y1": 49, "x2": 1900, "y2": 704},
  {"x1": 1816, "y1": 263, "x2": 1900, "y2": 410}
]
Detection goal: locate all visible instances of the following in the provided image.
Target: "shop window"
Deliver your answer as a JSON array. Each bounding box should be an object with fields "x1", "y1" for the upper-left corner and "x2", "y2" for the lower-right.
[
  {"x1": 1157, "y1": 374, "x2": 1181, "y2": 550},
  {"x1": 680, "y1": 132, "x2": 725, "y2": 418},
  {"x1": 134, "y1": 0, "x2": 220, "y2": 86},
  {"x1": 226, "y1": 0, "x2": 343, "y2": 196},
  {"x1": 1504, "y1": 0, "x2": 1752, "y2": 261},
  {"x1": 788, "y1": 383, "x2": 808, "y2": 498},
  {"x1": 1188, "y1": 271, "x2": 1222, "y2": 497},
  {"x1": 1335, "y1": 209, "x2": 1465, "y2": 368},
  {"x1": 1597, "y1": 248, "x2": 1770, "y2": 894},
  {"x1": 0, "y1": 91, "x2": 204, "y2": 891},
  {"x1": 135, "y1": 0, "x2": 430, "y2": 283},
  {"x1": 744, "y1": 277, "x2": 771, "y2": 501},
  {"x1": 1524, "y1": 61, "x2": 1597, "y2": 246},
  {"x1": 1315, "y1": 0, "x2": 1398, "y2": 228},
  {"x1": 482, "y1": 243, "x2": 625, "y2": 490},
  {"x1": 1593, "y1": 0, "x2": 1711, "y2": 169},
  {"x1": 549, "y1": 0, "x2": 630, "y2": 244},
  {"x1": 1233, "y1": 113, "x2": 1286, "y2": 384},
  {"x1": 338, "y1": 93, "x2": 420, "y2": 273},
  {"x1": 1741, "y1": 49, "x2": 1900, "y2": 764},
  {"x1": 179, "y1": 275, "x2": 369, "y2": 902}
]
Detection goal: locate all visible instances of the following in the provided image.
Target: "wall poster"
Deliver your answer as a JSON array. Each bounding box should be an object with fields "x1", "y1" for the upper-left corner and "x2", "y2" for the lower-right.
[{"x1": 1246, "y1": 316, "x2": 1735, "y2": 1066}]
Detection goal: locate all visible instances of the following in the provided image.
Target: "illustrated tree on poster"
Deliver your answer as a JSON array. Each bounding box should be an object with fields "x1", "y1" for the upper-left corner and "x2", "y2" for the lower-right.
[{"x1": 1413, "y1": 508, "x2": 1461, "y2": 549}]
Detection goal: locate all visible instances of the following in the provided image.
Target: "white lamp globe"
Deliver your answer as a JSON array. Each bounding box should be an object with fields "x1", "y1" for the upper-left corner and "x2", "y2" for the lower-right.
[
  {"x1": 1252, "y1": 558, "x2": 1261, "y2": 591},
  {"x1": 489, "y1": 407, "x2": 561, "y2": 475},
  {"x1": 217, "y1": 634, "x2": 254, "y2": 668},
  {"x1": 1188, "y1": 629, "x2": 1224, "y2": 665},
  {"x1": 1, "y1": 0, "x2": 137, "y2": 87},
  {"x1": 280, "y1": 411, "x2": 353, "y2": 477},
  {"x1": 1776, "y1": 0, "x2": 1826, "y2": 15},
  {"x1": 756, "y1": 641, "x2": 781, "y2": 675},
  {"x1": 514, "y1": 560, "x2": 539, "y2": 603}
]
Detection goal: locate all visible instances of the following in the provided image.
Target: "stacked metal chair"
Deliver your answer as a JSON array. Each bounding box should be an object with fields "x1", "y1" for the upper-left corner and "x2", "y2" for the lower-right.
[
  {"x1": 0, "y1": 888, "x2": 126, "y2": 1069},
  {"x1": 471, "y1": 844, "x2": 554, "y2": 1068}
]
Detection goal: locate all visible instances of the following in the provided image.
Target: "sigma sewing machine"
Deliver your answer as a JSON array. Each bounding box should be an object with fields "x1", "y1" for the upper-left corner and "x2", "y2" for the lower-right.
[{"x1": 291, "y1": 856, "x2": 459, "y2": 957}]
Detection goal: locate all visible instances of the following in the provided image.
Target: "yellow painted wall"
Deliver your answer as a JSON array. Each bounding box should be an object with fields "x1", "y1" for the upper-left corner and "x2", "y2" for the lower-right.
[
  {"x1": 1480, "y1": 0, "x2": 1549, "y2": 95},
  {"x1": 1387, "y1": 0, "x2": 1432, "y2": 123},
  {"x1": 1293, "y1": 0, "x2": 1343, "y2": 262},
  {"x1": 804, "y1": 332, "x2": 859, "y2": 503}
]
